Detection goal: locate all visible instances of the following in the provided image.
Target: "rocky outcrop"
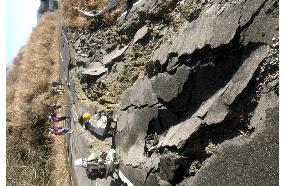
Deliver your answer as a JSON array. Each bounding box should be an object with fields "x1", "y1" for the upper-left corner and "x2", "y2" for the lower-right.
[
  {"x1": 66, "y1": 0, "x2": 278, "y2": 185},
  {"x1": 114, "y1": 0, "x2": 279, "y2": 185},
  {"x1": 180, "y1": 91, "x2": 278, "y2": 186}
]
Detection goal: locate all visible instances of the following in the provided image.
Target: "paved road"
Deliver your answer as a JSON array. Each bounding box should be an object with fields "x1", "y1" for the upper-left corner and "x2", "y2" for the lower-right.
[{"x1": 60, "y1": 26, "x2": 116, "y2": 186}]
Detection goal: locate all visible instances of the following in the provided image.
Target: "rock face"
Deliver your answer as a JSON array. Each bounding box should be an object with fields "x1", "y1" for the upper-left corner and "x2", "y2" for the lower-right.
[
  {"x1": 67, "y1": 0, "x2": 278, "y2": 185},
  {"x1": 114, "y1": 0, "x2": 279, "y2": 185},
  {"x1": 181, "y1": 91, "x2": 279, "y2": 186}
]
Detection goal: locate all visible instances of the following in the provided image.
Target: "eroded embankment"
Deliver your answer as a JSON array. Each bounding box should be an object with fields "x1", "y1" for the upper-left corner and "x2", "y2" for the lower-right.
[{"x1": 63, "y1": 0, "x2": 278, "y2": 185}]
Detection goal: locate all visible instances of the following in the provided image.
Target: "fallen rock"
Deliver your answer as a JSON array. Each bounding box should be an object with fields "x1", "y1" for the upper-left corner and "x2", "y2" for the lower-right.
[
  {"x1": 204, "y1": 45, "x2": 270, "y2": 125},
  {"x1": 159, "y1": 153, "x2": 189, "y2": 183},
  {"x1": 133, "y1": 25, "x2": 149, "y2": 44},
  {"x1": 116, "y1": 106, "x2": 160, "y2": 184},
  {"x1": 103, "y1": 45, "x2": 129, "y2": 66},
  {"x1": 157, "y1": 45, "x2": 269, "y2": 149},
  {"x1": 147, "y1": 0, "x2": 178, "y2": 18},
  {"x1": 119, "y1": 153, "x2": 160, "y2": 185},
  {"x1": 240, "y1": 0, "x2": 279, "y2": 46},
  {"x1": 81, "y1": 62, "x2": 108, "y2": 77}
]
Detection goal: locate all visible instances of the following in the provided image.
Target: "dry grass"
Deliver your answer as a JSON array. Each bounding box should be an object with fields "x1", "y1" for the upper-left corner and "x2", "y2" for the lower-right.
[
  {"x1": 6, "y1": 11, "x2": 68, "y2": 185},
  {"x1": 49, "y1": 89, "x2": 70, "y2": 186},
  {"x1": 60, "y1": 0, "x2": 125, "y2": 28},
  {"x1": 49, "y1": 126, "x2": 70, "y2": 186},
  {"x1": 7, "y1": 12, "x2": 59, "y2": 128}
]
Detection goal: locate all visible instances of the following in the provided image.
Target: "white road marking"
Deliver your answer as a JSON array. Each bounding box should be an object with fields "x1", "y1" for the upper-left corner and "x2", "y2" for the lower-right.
[
  {"x1": 62, "y1": 30, "x2": 68, "y2": 43},
  {"x1": 74, "y1": 110, "x2": 79, "y2": 122},
  {"x1": 118, "y1": 170, "x2": 134, "y2": 186},
  {"x1": 60, "y1": 52, "x2": 63, "y2": 62}
]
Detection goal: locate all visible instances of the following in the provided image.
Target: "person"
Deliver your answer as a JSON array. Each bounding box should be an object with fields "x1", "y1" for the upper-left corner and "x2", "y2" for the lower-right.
[
  {"x1": 80, "y1": 112, "x2": 92, "y2": 129},
  {"x1": 49, "y1": 126, "x2": 73, "y2": 135},
  {"x1": 80, "y1": 111, "x2": 117, "y2": 136},
  {"x1": 48, "y1": 113, "x2": 71, "y2": 122},
  {"x1": 81, "y1": 112, "x2": 105, "y2": 135},
  {"x1": 75, "y1": 149, "x2": 119, "y2": 180},
  {"x1": 48, "y1": 103, "x2": 66, "y2": 110},
  {"x1": 50, "y1": 88, "x2": 64, "y2": 95},
  {"x1": 50, "y1": 81, "x2": 64, "y2": 87}
]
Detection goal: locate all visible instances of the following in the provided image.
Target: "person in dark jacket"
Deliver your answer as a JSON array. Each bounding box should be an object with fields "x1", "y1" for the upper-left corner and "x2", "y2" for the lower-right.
[
  {"x1": 50, "y1": 81, "x2": 64, "y2": 87},
  {"x1": 49, "y1": 126, "x2": 73, "y2": 135},
  {"x1": 48, "y1": 113, "x2": 71, "y2": 122},
  {"x1": 48, "y1": 103, "x2": 66, "y2": 111},
  {"x1": 50, "y1": 88, "x2": 64, "y2": 95},
  {"x1": 75, "y1": 149, "x2": 119, "y2": 180}
]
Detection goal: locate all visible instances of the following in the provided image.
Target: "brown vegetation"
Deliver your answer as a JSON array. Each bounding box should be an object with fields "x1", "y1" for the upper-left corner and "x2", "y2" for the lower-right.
[
  {"x1": 6, "y1": 1, "x2": 128, "y2": 185},
  {"x1": 49, "y1": 122, "x2": 70, "y2": 186},
  {"x1": 60, "y1": 0, "x2": 126, "y2": 28},
  {"x1": 6, "y1": 12, "x2": 69, "y2": 185}
]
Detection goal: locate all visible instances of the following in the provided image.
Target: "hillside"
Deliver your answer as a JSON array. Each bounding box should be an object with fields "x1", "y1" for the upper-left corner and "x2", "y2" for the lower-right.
[{"x1": 6, "y1": 12, "x2": 69, "y2": 185}]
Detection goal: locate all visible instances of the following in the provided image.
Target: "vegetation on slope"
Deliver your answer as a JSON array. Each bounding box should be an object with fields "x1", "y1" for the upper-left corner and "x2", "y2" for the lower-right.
[
  {"x1": 60, "y1": 0, "x2": 126, "y2": 28},
  {"x1": 6, "y1": 12, "x2": 61, "y2": 185}
]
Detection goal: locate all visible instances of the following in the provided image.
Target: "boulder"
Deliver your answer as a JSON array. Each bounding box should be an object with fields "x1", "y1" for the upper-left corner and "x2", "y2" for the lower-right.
[
  {"x1": 103, "y1": 45, "x2": 129, "y2": 66},
  {"x1": 81, "y1": 62, "x2": 108, "y2": 77}
]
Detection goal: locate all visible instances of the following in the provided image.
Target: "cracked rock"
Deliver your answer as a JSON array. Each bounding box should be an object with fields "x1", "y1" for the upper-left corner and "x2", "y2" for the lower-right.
[
  {"x1": 204, "y1": 45, "x2": 270, "y2": 125},
  {"x1": 119, "y1": 78, "x2": 158, "y2": 110},
  {"x1": 151, "y1": 65, "x2": 190, "y2": 102},
  {"x1": 186, "y1": 91, "x2": 278, "y2": 186},
  {"x1": 152, "y1": 0, "x2": 267, "y2": 64}
]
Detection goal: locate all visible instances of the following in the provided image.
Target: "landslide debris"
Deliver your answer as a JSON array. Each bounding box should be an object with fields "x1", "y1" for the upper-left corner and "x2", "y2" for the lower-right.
[
  {"x1": 65, "y1": 0, "x2": 278, "y2": 185},
  {"x1": 67, "y1": 0, "x2": 198, "y2": 111}
]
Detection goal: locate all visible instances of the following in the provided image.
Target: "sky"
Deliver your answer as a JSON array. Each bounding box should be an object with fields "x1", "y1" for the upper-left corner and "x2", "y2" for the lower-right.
[{"x1": 6, "y1": 0, "x2": 40, "y2": 66}]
